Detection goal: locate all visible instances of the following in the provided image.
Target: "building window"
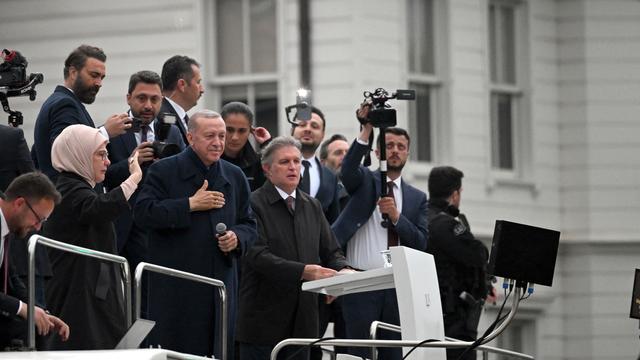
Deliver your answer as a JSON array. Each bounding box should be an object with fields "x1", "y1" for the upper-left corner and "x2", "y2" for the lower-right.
[
  {"x1": 496, "y1": 319, "x2": 536, "y2": 359},
  {"x1": 488, "y1": 0, "x2": 526, "y2": 172},
  {"x1": 210, "y1": 0, "x2": 279, "y2": 135},
  {"x1": 407, "y1": 0, "x2": 443, "y2": 163}
]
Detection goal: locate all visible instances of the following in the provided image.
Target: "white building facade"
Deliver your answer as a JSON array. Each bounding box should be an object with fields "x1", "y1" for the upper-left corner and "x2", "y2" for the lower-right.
[{"x1": 2, "y1": 0, "x2": 640, "y2": 358}]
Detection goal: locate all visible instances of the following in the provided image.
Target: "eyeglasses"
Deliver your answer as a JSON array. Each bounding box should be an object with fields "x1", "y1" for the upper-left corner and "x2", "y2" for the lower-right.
[
  {"x1": 24, "y1": 198, "x2": 47, "y2": 225},
  {"x1": 95, "y1": 150, "x2": 109, "y2": 161}
]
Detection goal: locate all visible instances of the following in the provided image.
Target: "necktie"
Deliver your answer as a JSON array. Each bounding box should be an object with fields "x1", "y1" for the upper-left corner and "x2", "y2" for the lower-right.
[
  {"x1": 299, "y1": 160, "x2": 311, "y2": 194},
  {"x1": 386, "y1": 181, "x2": 399, "y2": 248},
  {"x1": 286, "y1": 196, "x2": 295, "y2": 215},
  {"x1": 140, "y1": 124, "x2": 150, "y2": 143},
  {"x1": 183, "y1": 114, "x2": 189, "y2": 126}
]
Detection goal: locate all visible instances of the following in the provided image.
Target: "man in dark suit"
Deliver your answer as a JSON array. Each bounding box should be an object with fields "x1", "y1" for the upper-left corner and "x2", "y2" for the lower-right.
[
  {"x1": 134, "y1": 110, "x2": 256, "y2": 359},
  {"x1": 236, "y1": 136, "x2": 350, "y2": 360},
  {"x1": 160, "y1": 55, "x2": 204, "y2": 145},
  {"x1": 332, "y1": 108, "x2": 428, "y2": 360},
  {"x1": 319, "y1": 133, "x2": 350, "y2": 211},
  {"x1": 291, "y1": 107, "x2": 341, "y2": 223},
  {"x1": 104, "y1": 70, "x2": 185, "y2": 272},
  {"x1": 0, "y1": 125, "x2": 34, "y2": 192},
  {"x1": 33, "y1": 45, "x2": 130, "y2": 182},
  {"x1": 0, "y1": 124, "x2": 52, "y2": 326},
  {"x1": 0, "y1": 172, "x2": 68, "y2": 349}
]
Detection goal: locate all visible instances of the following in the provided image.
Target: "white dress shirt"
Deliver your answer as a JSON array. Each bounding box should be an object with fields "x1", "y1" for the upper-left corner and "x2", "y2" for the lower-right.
[{"x1": 346, "y1": 176, "x2": 403, "y2": 270}]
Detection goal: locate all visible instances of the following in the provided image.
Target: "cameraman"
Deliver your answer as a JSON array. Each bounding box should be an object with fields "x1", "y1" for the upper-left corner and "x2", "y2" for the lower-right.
[
  {"x1": 104, "y1": 70, "x2": 185, "y2": 271},
  {"x1": 426, "y1": 166, "x2": 492, "y2": 360},
  {"x1": 332, "y1": 104, "x2": 428, "y2": 360}
]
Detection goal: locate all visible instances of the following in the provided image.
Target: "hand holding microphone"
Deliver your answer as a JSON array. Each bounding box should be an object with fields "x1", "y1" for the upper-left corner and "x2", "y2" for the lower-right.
[{"x1": 216, "y1": 223, "x2": 238, "y2": 253}]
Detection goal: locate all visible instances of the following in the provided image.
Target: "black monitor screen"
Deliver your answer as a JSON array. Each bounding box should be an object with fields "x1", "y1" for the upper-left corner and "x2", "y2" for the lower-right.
[{"x1": 487, "y1": 220, "x2": 560, "y2": 287}]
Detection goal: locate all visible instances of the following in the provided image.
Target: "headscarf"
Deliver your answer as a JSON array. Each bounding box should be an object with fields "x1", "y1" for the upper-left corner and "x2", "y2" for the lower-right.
[{"x1": 51, "y1": 124, "x2": 108, "y2": 188}]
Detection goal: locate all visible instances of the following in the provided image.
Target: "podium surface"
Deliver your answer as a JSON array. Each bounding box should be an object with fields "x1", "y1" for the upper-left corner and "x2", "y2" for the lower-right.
[
  {"x1": 301, "y1": 267, "x2": 393, "y2": 296},
  {"x1": 302, "y1": 246, "x2": 446, "y2": 360},
  {"x1": 0, "y1": 349, "x2": 212, "y2": 359}
]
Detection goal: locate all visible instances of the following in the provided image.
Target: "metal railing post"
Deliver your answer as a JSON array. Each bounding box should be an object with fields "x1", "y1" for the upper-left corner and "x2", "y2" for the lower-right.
[
  {"x1": 27, "y1": 234, "x2": 132, "y2": 349},
  {"x1": 134, "y1": 262, "x2": 227, "y2": 360}
]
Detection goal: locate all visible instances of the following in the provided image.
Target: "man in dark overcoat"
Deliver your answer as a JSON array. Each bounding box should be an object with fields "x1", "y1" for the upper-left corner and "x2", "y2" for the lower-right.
[
  {"x1": 236, "y1": 136, "x2": 350, "y2": 360},
  {"x1": 134, "y1": 110, "x2": 256, "y2": 358}
]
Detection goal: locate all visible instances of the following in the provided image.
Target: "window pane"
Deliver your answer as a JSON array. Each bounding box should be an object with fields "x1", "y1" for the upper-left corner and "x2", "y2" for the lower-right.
[
  {"x1": 409, "y1": 82, "x2": 432, "y2": 162},
  {"x1": 250, "y1": 0, "x2": 277, "y2": 72},
  {"x1": 221, "y1": 84, "x2": 248, "y2": 105},
  {"x1": 501, "y1": 6, "x2": 516, "y2": 84},
  {"x1": 489, "y1": 3, "x2": 517, "y2": 84},
  {"x1": 407, "y1": 0, "x2": 434, "y2": 74},
  {"x1": 255, "y1": 82, "x2": 278, "y2": 136},
  {"x1": 217, "y1": 0, "x2": 244, "y2": 75},
  {"x1": 491, "y1": 92, "x2": 514, "y2": 169},
  {"x1": 489, "y1": 4, "x2": 498, "y2": 82}
]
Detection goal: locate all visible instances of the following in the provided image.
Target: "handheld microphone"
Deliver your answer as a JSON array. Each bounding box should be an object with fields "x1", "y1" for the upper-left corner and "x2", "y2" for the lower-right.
[
  {"x1": 216, "y1": 223, "x2": 232, "y2": 267},
  {"x1": 216, "y1": 223, "x2": 227, "y2": 237}
]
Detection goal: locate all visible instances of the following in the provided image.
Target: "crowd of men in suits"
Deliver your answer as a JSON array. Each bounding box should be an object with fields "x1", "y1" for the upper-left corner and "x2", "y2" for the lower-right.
[{"x1": 0, "y1": 44, "x2": 492, "y2": 360}]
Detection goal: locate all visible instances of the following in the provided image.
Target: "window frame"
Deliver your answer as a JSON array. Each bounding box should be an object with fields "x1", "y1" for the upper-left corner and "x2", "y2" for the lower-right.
[
  {"x1": 204, "y1": 0, "x2": 281, "y2": 134},
  {"x1": 405, "y1": 0, "x2": 449, "y2": 165},
  {"x1": 487, "y1": 0, "x2": 531, "y2": 182}
]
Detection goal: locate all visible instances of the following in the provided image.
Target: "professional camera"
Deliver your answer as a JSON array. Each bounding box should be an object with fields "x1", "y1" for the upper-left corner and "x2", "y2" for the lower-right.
[
  {"x1": 359, "y1": 88, "x2": 415, "y2": 128},
  {"x1": 129, "y1": 112, "x2": 181, "y2": 159},
  {"x1": 0, "y1": 49, "x2": 44, "y2": 127},
  {"x1": 151, "y1": 112, "x2": 181, "y2": 159},
  {"x1": 285, "y1": 88, "x2": 312, "y2": 125}
]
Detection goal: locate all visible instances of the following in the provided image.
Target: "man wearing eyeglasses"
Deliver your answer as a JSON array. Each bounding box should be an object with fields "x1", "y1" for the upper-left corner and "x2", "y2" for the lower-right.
[{"x1": 0, "y1": 172, "x2": 69, "y2": 350}]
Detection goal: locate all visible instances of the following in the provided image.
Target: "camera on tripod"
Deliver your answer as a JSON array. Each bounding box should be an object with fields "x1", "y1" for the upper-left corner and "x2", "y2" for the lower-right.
[
  {"x1": 359, "y1": 88, "x2": 416, "y2": 128},
  {"x1": 0, "y1": 49, "x2": 44, "y2": 127},
  {"x1": 129, "y1": 112, "x2": 181, "y2": 159}
]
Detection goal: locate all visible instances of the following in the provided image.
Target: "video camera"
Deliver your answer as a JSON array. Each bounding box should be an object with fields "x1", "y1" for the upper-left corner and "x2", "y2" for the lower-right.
[
  {"x1": 129, "y1": 112, "x2": 181, "y2": 159},
  {"x1": 0, "y1": 49, "x2": 44, "y2": 127},
  {"x1": 359, "y1": 88, "x2": 415, "y2": 128}
]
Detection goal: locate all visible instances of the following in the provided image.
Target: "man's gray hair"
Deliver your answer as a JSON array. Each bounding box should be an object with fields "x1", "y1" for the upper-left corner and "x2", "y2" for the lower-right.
[
  {"x1": 188, "y1": 110, "x2": 222, "y2": 133},
  {"x1": 261, "y1": 136, "x2": 302, "y2": 166}
]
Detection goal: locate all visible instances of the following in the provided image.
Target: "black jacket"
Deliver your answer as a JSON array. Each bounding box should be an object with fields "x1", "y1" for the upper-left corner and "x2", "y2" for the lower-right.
[
  {"x1": 426, "y1": 199, "x2": 488, "y2": 314},
  {"x1": 221, "y1": 142, "x2": 266, "y2": 192}
]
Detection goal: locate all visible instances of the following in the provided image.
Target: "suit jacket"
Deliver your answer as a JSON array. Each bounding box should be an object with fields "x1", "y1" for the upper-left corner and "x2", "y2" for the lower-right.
[
  {"x1": 0, "y1": 233, "x2": 29, "y2": 348},
  {"x1": 134, "y1": 147, "x2": 257, "y2": 358},
  {"x1": 0, "y1": 233, "x2": 27, "y2": 319},
  {"x1": 0, "y1": 125, "x2": 34, "y2": 192},
  {"x1": 309, "y1": 157, "x2": 341, "y2": 224},
  {"x1": 332, "y1": 140, "x2": 428, "y2": 251},
  {"x1": 160, "y1": 97, "x2": 189, "y2": 145},
  {"x1": 33, "y1": 86, "x2": 95, "y2": 182},
  {"x1": 104, "y1": 122, "x2": 186, "y2": 253},
  {"x1": 236, "y1": 181, "x2": 348, "y2": 345},
  {"x1": 0, "y1": 125, "x2": 52, "y2": 304}
]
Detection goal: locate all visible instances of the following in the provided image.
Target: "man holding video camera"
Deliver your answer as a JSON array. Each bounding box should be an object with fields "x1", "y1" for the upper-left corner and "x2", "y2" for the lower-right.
[
  {"x1": 332, "y1": 104, "x2": 428, "y2": 360},
  {"x1": 104, "y1": 70, "x2": 185, "y2": 270}
]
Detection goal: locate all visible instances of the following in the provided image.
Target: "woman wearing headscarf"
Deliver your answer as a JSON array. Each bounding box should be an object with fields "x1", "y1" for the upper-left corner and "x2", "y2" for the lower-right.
[{"x1": 43, "y1": 124, "x2": 142, "y2": 350}]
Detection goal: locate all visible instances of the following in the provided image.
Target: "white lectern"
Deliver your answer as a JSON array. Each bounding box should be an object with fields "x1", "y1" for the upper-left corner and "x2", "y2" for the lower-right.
[{"x1": 302, "y1": 246, "x2": 446, "y2": 360}]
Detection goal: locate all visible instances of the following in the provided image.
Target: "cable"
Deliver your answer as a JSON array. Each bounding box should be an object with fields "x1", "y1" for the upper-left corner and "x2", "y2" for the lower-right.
[
  {"x1": 283, "y1": 337, "x2": 339, "y2": 360},
  {"x1": 454, "y1": 286, "x2": 513, "y2": 360},
  {"x1": 402, "y1": 338, "x2": 440, "y2": 359}
]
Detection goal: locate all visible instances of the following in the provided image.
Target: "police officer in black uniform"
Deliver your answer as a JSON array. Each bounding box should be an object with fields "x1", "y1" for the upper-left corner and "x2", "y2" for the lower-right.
[{"x1": 426, "y1": 166, "x2": 492, "y2": 360}]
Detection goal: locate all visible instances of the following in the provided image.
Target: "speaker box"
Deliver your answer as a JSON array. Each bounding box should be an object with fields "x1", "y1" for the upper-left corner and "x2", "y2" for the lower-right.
[
  {"x1": 629, "y1": 269, "x2": 640, "y2": 319},
  {"x1": 487, "y1": 220, "x2": 560, "y2": 287}
]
